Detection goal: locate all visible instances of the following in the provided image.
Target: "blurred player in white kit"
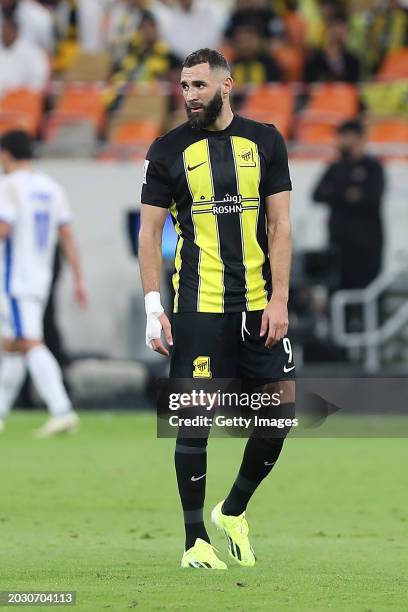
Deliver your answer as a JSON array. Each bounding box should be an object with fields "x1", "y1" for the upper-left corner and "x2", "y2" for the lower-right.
[{"x1": 0, "y1": 130, "x2": 88, "y2": 436}]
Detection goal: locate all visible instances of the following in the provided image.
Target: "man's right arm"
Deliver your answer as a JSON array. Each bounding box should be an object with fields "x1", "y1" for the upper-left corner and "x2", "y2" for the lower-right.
[
  {"x1": 312, "y1": 165, "x2": 338, "y2": 205},
  {"x1": 59, "y1": 223, "x2": 88, "y2": 308},
  {"x1": 138, "y1": 204, "x2": 173, "y2": 356},
  {"x1": 139, "y1": 137, "x2": 175, "y2": 355},
  {"x1": 138, "y1": 204, "x2": 167, "y2": 295}
]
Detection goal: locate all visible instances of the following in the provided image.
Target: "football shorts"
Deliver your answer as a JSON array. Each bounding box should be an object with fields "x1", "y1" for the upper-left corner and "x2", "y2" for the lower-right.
[
  {"x1": 169, "y1": 311, "x2": 296, "y2": 381},
  {"x1": 1, "y1": 294, "x2": 45, "y2": 340}
]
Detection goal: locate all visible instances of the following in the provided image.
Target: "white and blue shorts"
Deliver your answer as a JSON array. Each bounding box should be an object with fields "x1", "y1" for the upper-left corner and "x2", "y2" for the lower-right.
[{"x1": 0, "y1": 295, "x2": 45, "y2": 340}]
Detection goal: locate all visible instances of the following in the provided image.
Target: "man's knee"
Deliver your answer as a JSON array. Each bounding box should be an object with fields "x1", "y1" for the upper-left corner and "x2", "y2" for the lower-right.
[{"x1": 258, "y1": 380, "x2": 296, "y2": 405}]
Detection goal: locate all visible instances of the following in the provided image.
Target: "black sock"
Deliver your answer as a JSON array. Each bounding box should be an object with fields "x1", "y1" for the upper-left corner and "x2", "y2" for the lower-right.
[
  {"x1": 175, "y1": 436, "x2": 210, "y2": 550},
  {"x1": 222, "y1": 436, "x2": 285, "y2": 516},
  {"x1": 222, "y1": 402, "x2": 295, "y2": 516}
]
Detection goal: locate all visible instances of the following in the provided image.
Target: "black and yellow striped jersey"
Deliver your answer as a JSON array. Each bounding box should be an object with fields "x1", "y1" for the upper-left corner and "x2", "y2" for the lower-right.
[{"x1": 141, "y1": 114, "x2": 292, "y2": 313}]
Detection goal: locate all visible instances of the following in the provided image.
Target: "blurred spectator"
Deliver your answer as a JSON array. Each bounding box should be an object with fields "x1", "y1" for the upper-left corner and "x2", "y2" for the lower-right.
[
  {"x1": 53, "y1": 0, "x2": 106, "y2": 72},
  {"x1": 107, "y1": 0, "x2": 148, "y2": 63},
  {"x1": 0, "y1": 17, "x2": 49, "y2": 94},
  {"x1": 349, "y1": 0, "x2": 408, "y2": 77},
  {"x1": 152, "y1": 0, "x2": 224, "y2": 62},
  {"x1": 0, "y1": 0, "x2": 54, "y2": 51},
  {"x1": 225, "y1": 0, "x2": 284, "y2": 42},
  {"x1": 312, "y1": 120, "x2": 385, "y2": 292},
  {"x1": 305, "y1": 13, "x2": 360, "y2": 82},
  {"x1": 301, "y1": 0, "x2": 344, "y2": 48},
  {"x1": 104, "y1": 11, "x2": 180, "y2": 110},
  {"x1": 280, "y1": 0, "x2": 309, "y2": 49},
  {"x1": 231, "y1": 24, "x2": 282, "y2": 87}
]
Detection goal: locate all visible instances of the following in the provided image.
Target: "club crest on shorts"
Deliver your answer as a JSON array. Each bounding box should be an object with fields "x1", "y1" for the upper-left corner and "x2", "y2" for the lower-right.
[{"x1": 193, "y1": 356, "x2": 212, "y2": 379}]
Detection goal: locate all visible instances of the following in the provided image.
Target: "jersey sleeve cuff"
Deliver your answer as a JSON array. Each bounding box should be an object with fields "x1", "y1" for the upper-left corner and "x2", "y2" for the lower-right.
[
  {"x1": 265, "y1": 183, "x2": 292, "y2": 197},
  {"x1": 58, "y1": 218, "x2": 72, "y2": 226},
  {"x1": 141, "y1": 200, "x2": 170, "y2": 209}
]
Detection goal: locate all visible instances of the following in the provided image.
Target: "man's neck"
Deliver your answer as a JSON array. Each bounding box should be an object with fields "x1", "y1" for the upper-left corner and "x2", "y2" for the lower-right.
[
  {"x1": 206, "y1": 106, "x2": 234, "y2": 132},
  {"x1": 350, "y1": 149, "x2": 364, "y2": 161},
  {"x1": 8, "y1": 161, "x2": 32, "y2": 174}
]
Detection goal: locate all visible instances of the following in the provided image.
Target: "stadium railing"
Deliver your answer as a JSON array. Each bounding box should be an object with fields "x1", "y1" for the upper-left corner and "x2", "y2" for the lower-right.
[{"x1": 331, "y1": 266, "x2": 408, "y2": 372}]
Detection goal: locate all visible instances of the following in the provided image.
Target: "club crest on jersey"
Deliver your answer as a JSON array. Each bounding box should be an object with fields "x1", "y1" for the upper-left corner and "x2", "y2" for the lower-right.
[
  {"x1": 193, "y1": 356, "x2": 212, "y2": 379},
  {"x1": 238, "y1": 148, "x2": 256, "y2": 167}
]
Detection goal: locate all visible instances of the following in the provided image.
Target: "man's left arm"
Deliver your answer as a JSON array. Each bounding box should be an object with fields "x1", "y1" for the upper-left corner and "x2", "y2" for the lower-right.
[
  {"x1": 261, "y1": 190, "x2": 292, "y2": 348},
  {"x1": 345, "y1": 161, "x2": 385, "y2": 207},
  {"x1": 0, "y1": 222, "x2": 11, "y2": 240},
  {"x1": 0, "y1": 181, "x2": 15, "y2": 239}
]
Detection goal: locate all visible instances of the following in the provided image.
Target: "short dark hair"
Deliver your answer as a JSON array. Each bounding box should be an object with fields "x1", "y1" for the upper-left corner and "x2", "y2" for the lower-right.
[
  {"x1": 2, "y1": 15, "x2": 18, "y2": 29},
  {"x1": 139, "y1": 10, "x2": 156, "y2": 27},
  {"x1": 0, "y1": 130, "x2": 33, "y2": 160},
  {"x1": 337, "y1": 119, "x2": 364, "y2": 136},
  {"x1": 182, "y1": 48, "x2": 230, "y2": 73}
]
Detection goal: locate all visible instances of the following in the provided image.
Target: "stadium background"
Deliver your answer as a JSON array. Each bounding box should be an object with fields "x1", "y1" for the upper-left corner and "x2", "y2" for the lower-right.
[{"x1": 1, "y1": 0, "x2": 407, "y2": 610}]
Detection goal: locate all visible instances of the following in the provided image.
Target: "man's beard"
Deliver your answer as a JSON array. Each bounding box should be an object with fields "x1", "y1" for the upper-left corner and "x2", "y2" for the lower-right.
[
  {"x1": 338, "y1": 145, "x2": 353, "y2": 160},
  {"x1": 185, "y1": 90, "x2": 223, "y2": 129}
]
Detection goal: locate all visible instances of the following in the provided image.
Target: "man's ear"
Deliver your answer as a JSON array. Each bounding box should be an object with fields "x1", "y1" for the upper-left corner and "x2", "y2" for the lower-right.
[{"x1": 222, "y1": 76, "x2": 233, "y2": 99}]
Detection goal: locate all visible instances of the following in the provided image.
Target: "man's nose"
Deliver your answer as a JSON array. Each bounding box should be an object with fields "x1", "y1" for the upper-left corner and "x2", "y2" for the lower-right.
[{"x1": 186, "y1": 88, "x2": 198, "y2": 101}]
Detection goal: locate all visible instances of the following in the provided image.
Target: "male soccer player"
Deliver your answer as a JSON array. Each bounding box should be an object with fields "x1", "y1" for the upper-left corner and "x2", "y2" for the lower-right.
[
  {"x1": 139, "y1": 49, "x2": 295, "y2": 569},
  {"x1": 0, "y1": 130, "x2": 88, "y2": 436}
]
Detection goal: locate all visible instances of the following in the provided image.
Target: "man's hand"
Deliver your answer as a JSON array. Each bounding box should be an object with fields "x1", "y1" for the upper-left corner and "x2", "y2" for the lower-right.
[
  {"x1": 345, "y1": 186, "x2": 362, "y2": 203},
  {"x1": 148, "y1": 312, "x2": 173, "y2": 356},
  {"x1": 74, "y1": 279, "x2": 88, "y2": 309},
  {"x1": 260, "y1": 296, "x2": 288, "y2": 348}
]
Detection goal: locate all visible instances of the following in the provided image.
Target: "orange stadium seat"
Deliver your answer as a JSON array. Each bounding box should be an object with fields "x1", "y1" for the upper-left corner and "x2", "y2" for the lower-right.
[
  {"x1": 0, "y1": 113, "x2": 37, "y2": 136},
  {"x1": 0, "y1": 89, "x2": 43, "y2": 136},
  {"x1": 240, "y1": 109, "x2": 292, "y2": 138},
  {"x1": 46, "y1": 86, "x2": 105, "y2": 140},
  {"x1": 98, "y1": 118, "x2": 163, "y2": 161},
  {"x1": 296, "y1": 122, "x2": 337, "y2": 145},
  {"x1": 378, "y1": 48, "x2": 408, "y2": 80},
  {"x1": 243, "y1": 84, "x2": 295, "y2": 114},
  {"x1": 109, "y1": 120, "x2": 161, "y2": 145},
  {"x1": 240, "y1": 85, "x2": 294, "y2": 137},
  {"x1": 271, "y1": 45, "x2": 304, "y2": 81},
  {"x1": 301, "y1": 83, "x2": 359, "y2": 124},
  {"x1": 367, "y1": 119, "x2": 408, "y2": 143}
]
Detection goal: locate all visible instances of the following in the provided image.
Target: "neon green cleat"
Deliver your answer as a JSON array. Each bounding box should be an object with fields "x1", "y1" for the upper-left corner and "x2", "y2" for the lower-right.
[
  {"x1": 181, "y1": 538, "x2": 227, "y2": 569},
  {"x1": 211, "y1": 501, "x2": 256, "y2": 567}
]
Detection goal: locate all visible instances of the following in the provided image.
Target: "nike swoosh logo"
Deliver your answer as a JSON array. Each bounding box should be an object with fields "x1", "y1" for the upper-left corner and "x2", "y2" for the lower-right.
[
  {"x1": 191, "y1": 473, "x2": 206, "y2": 482},
  {"x1": 283, "y1": 365, "x2": 296, "y2": 373},
  {"x1": 187, "y1": 161, "x2": 206, "y2": 172},
  {"x1": 264, "y1": 461, "x2": 276, "y2": 466}
]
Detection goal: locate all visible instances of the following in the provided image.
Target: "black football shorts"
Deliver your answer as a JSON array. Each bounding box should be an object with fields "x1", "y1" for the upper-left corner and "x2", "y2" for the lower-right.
[{"x1": 169, "y1": 311, "x2": 296, "y2": 381}]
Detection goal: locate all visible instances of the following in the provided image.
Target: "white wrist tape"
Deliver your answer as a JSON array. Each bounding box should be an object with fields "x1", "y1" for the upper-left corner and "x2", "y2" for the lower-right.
[
  {"x1": 145, "y1": 292, "x2": 164, "y2": 349},
  {"x1": 145, "y1": 291, "x2": 164, "y2": 315}
]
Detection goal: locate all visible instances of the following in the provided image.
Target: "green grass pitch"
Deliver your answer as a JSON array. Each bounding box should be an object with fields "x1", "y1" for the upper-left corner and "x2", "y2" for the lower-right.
[{"x1": 1, "y1": 412, "x2": 407, "y2": 611}]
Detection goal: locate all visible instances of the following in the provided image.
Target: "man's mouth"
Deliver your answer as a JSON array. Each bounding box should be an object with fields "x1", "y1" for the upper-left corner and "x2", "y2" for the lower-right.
[{"x1": 189, "y1": 106, "x2": 204, "y2": 113}]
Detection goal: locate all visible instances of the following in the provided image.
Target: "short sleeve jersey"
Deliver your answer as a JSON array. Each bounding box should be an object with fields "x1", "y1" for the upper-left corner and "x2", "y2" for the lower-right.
[
  {"x1": 141, "y1": 114, "x2": 292, "y2": 313},
  {"x1": 0, "y1": 169, "x2": 72, "y2": 300}
]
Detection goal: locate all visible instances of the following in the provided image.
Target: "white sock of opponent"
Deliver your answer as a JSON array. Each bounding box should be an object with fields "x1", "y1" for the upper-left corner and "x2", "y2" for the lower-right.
[
  {"x1": 26, "y1": 345, "x2": 72, "y2": 417},
  {"x1": 0, "y1": 353, "x2": 26, "y2": 420}
]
